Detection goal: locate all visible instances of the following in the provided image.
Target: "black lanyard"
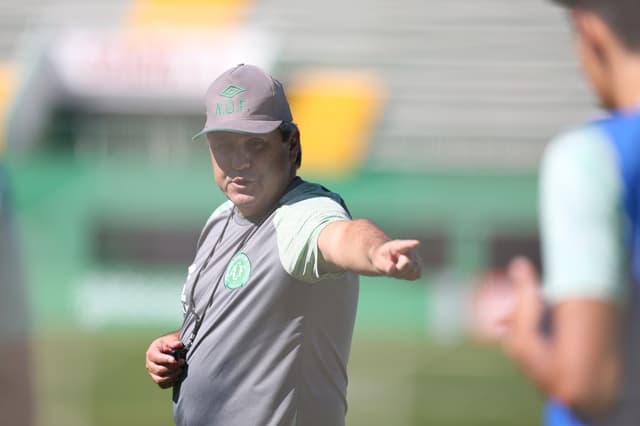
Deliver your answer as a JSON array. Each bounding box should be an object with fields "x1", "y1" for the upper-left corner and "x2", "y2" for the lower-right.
[
  {"x1": 180, "y1": 208, "x2": 234, "y2": 353},
  {"x1": 179, "y1": 205, "x2": 275, "y2": 356}
]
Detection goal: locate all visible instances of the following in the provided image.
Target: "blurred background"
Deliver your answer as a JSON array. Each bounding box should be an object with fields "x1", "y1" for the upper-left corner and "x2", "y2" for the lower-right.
[{"x1": 0, "y1": 0, "x2": 600, "y2": 425}]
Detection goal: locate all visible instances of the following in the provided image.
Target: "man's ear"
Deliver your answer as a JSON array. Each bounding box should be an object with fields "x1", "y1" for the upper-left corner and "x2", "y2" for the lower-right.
[
  {"x1": 289, "y1": 129, "x2": 300, "y2": 153},
  {"x1": 573, "y1": 9, "x2": 614, "y2": 66},
  {"x1": 289, "y1": 129, "x2": 300, "y2": 146}
]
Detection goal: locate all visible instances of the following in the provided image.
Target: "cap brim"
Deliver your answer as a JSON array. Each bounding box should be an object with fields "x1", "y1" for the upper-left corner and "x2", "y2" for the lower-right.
[{"x1": 192, "y1": 119, "x2": 283, "y2": 140}]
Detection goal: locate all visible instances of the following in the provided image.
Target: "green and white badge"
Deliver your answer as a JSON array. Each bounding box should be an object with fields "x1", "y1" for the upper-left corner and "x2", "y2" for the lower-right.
[{"x1": 224, "y1": 252, "x2": 251, "y2": 289}]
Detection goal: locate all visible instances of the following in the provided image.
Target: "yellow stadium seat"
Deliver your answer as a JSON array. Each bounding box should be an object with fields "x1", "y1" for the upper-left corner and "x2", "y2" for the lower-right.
[
  {"x1": 126, "y1": 0, "x2": 249, "y2": 29},
  {"x1": 287, "y1": 70, "x2": 385, "y2": 177}
]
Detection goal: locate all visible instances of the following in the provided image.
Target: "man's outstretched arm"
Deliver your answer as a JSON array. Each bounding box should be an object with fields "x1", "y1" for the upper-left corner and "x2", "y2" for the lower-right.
[{"x1": 318, "y1": 219, "x2": 423, "y2": 280}]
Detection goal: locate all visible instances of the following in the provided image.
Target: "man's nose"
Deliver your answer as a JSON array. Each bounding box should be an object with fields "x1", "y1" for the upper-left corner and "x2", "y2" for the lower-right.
[{"x1": 231, "y1": 147, "x2": 250, "y2": 170}]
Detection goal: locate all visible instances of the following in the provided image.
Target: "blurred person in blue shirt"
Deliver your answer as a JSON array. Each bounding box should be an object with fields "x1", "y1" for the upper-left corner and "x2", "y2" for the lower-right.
[
  {"x1": 503, "y1": 1, "x2": 640, "y2": 425},
  {"x1": 0, "y1": 140, "x2": 33, "y2": 424}
]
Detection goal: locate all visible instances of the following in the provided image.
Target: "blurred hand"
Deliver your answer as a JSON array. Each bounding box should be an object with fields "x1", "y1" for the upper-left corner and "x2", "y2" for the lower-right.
[
  {"x1": 469, "y1": 270, "x2": 516, "y2": 342},
  {"x1": 501, "y1": 256, "x2": 544, "y2": 359},
  {"x1": 371, "y1": 239, "x2": 423, "y2": 281},
  {"x1": 145, "y1": 332, "x2": 186, "y2": 389}
]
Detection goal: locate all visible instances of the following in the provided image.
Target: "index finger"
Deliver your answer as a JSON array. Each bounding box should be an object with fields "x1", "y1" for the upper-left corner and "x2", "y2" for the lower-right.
[
  {"x1": 508, "y1": 256, "x2": 539, "y2": 283},
  {"x1": 148, "y1": 345, "x2": 180, "y2": 366},
  {"x1": 387, "y1": 239, "x2": 420, "y2": 256}
]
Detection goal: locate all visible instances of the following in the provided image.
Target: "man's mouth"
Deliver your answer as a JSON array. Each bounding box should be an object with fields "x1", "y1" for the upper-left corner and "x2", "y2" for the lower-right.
[{"x1": 229, "y1": 178, "x2": 252, "y2": 187}]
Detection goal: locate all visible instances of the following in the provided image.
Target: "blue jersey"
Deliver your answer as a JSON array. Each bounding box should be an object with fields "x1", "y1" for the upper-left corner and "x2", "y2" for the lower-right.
[
  {"x1": 602, "y1": 111, "x2": 640, "y2": 285},
  {"x1": 544, "y1": 109, "x2": 640, "y2": 426}
]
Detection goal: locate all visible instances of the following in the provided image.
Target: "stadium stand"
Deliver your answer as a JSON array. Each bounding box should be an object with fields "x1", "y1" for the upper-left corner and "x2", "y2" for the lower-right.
[
  {"x1": 1, "y1": 0, "x2": 597, "y2": 172},
  {"x1": 248, "y1": 0, "x2": 598, "y2": 170}
]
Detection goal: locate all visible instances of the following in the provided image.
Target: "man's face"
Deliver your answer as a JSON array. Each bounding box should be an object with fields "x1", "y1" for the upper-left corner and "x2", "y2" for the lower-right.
[{"x1": 206, "y1": 129, "x2": 296, "y2": 218}]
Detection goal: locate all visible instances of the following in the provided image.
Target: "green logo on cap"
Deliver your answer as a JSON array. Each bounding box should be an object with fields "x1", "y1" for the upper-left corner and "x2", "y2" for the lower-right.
[
  {"x1": 224, "y1": 252, "x2": 251, "y2": 289},
  {"x1": 219, "y1": 85, "x2": 246, "y2": 98}
]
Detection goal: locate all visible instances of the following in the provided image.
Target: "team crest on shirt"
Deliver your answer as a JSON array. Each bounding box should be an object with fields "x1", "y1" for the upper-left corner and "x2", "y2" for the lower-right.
[{"x1": 224, "y1": 252, "x2": 251, "y2": 289}]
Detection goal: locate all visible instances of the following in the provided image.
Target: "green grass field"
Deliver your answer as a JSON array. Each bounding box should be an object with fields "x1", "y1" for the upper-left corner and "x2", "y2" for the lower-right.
[{"x1": 34, "y1": 330, "x2": 542, "y2": 426}]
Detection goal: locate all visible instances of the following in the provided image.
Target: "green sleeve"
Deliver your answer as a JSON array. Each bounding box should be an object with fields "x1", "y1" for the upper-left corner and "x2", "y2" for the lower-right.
[
  {"x1": 540, "y1": 125, "x2": 625, "y2": 304},
  {"x1": 274, "y1": 196, "x2": 350, "y2": 283}
]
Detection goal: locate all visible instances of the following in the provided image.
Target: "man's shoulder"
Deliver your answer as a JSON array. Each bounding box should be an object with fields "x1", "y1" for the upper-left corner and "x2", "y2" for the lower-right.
[
  {"x1": 206, "y1": 200, "x2": 234, "y2": 225},
  {"x1": 591, "y1": 109, "x2": 640, "y2": 135},
  {"x1": 548, "y1": 122, "x2": 608, "y2": 150},
  {"x1": 543, "y1": 123, "x2": 614, "y2": 174},
  {"x1": 195, "y1": 201, "x2": 234, "y2": 248},
  {"x1": 274, "y1": 179, "x2": 351, "y2": 228},
  {"x1": 280, "y1": 179, "x2": 346, "y2": 210},
  {"x1": 591, "y1": 111, "x2": 640, "y2": 179}
]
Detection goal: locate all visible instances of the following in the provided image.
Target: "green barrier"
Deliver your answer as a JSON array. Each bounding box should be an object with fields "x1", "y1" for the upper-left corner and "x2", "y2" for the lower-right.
[{"x1": 7, "y1": 153, "x2": 538, "y2": 334}]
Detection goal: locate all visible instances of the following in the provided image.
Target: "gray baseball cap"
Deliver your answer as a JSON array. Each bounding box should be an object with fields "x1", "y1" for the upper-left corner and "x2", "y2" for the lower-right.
[{"x1": 192, "y1": 64, "x2": 294, "y2": 139}]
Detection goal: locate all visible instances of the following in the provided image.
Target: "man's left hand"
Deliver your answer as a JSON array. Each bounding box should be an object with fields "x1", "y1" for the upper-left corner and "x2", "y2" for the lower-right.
[{"x1": 501, "y1": 256, "x2": 544, "y2": 361}]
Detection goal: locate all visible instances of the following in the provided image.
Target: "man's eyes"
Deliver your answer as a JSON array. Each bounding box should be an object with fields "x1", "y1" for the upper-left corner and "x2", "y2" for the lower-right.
[
  {"x1": 247, "y1": 140, "x2": 266, "y2": 150},
  {"x1": 211, "y1": 139, "x2": 267, "y2": 152},
  {"x1": 213, "y1": 141, "x2": 233, "y2": 152}
]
